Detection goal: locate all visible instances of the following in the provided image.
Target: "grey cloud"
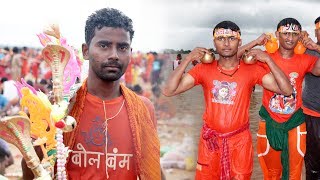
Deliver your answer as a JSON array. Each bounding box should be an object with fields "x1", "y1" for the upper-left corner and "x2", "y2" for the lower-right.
[
  {"x1": 159, "y1": 0, "x2": 319, "y2": 50},
  {"x1": 165, "y1": 1, "x2": 317, "y2": 29}
]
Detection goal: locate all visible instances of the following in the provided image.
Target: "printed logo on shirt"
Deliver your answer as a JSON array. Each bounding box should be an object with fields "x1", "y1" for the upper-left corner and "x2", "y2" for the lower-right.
[
  {"x1": 212, "y1": 80, "x2": 237, "y2": 105},
  {"x1": 269, "y1": 72, "x2": 298, "y2": 114},
  {"x1": 81, "y1": 116, "x2": 112, "y2": 147}
]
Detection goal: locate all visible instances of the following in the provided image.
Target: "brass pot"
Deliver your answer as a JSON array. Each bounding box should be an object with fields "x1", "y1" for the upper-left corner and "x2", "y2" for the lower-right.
[
  {"x1": 243, "y1": 55, "x2": 256, "y2": 64},
  {"x1": 201, "y1": 52, "x2": 215, "y2": 63},
  {"x1": 242, "y1": 51, "x2": 256, "y2": 64}
]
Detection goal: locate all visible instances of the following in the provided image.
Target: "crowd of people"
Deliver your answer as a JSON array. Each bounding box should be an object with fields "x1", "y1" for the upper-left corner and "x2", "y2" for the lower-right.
[
  {"x1": 0, "y1": 48, "x2": 169, "y2": 116},
  {"x1": 124, "y1": 51, "x2": 168, "y2": 101},
  {"x1": 0, "y1": 47, "x2": 53, "y2": 117}
]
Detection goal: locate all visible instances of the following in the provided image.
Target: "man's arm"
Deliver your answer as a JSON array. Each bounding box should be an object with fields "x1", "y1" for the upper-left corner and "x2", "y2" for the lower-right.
[
  {"x1": 238, "y1": 33, "x2": 269, "y2": 59},
  {"x1": 247, "y1": 49, "x2": 293, "y2": 96},
  {"x1": 162, "y1": 47, "x2": 210, "y2": 97},
  {"x1": 311, "y1": 58, "x2": 320, "y2": 76},
  {"x1": 301, "y1": 37, "x2": 320, "y2": 76}
]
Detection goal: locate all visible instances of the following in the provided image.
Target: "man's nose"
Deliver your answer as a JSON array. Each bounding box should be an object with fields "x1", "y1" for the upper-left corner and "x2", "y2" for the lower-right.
[
  {"x1": 223, "y1": 38, "x2": 230, "y2": 46},
  {"x1": 109, "y1": 46, "x2": 119, "y2": 60}
]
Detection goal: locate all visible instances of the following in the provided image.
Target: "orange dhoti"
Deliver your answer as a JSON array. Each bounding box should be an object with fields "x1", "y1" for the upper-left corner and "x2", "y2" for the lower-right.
[
  {"x1": 196, "y1": 124, "x2": 253, "y2": 180},
  {"x1": 257, "y1": 121, "x2": 306, "y2": 180}
]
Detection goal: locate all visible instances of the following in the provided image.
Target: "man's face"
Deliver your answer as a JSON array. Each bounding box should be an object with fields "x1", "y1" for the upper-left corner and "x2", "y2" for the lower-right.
[
  {"x1": 315, "y1": 29, "x2": 320, "y2": 44},
  {"x1": 276, "y1": 31, "x2": 300, "y2": 50},
  {"x1": 83, "y1": 27, "x2": 131, "y2": 82},
  {"x1": 214, "y1": 36, "x2": 241, "y2": 58}
]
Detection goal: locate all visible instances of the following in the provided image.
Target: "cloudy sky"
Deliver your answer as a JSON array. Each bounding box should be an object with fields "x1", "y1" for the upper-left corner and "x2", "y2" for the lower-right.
[
  {"x1": 0, "y1": 0, "x2": 319, "y2": 52},
  {"x1": 161, "y1": 0, "x2": 319, "y2": 50}
]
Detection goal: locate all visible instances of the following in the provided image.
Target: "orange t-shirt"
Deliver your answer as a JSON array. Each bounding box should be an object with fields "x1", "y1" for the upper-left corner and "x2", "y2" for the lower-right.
[
  {"x1": 67, "y1": 93, "x2": 155, "y2": 179},
  {"x1": 262, "y1": 51, "x2": 317, "y2": 123},
  {"x1": 21, "y1": 52, "x2": 29, "y2": 77},
  {"x1": 145, "y1": 54, "x2": 155, "y2": 80},
  {"x1": 188, "y1": 61, "x2": 267, "y2": 133}
]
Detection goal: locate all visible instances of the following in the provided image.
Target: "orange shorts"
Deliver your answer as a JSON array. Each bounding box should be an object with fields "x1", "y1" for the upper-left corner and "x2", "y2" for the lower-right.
[
  {"x1": 256, "y1": 121, "x2": 306, "y2": 180},
  {"x1": 195, "y1": 129, "x2": 253, "y2": 180}
]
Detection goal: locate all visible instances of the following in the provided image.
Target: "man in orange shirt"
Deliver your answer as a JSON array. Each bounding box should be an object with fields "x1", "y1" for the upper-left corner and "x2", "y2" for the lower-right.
[
  {"x1": 162, "y1": 21, "x2": 292, "y2": 180},
  {"x1": 245, "y1": 18, "x2": 320, "y2": 180},
  {"x1": 20, "y1": 47, "x2": 29, "y2": 78},
  {"x1": 301, "y1": 16, "x2": 320, "y2": 179},
  {"x1": 22, "y1": 8, "x2": 161, "y2": 180}
]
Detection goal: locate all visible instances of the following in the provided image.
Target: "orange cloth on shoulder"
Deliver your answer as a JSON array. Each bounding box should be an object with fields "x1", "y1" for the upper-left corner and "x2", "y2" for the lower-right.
[{"x1": 64, "y1": 80, "x2": 160, "y2": 179}]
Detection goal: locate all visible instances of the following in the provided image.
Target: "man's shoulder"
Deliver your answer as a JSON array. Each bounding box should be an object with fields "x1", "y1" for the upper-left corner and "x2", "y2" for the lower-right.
[
  {"x1": 138, "y1": 95, "x2": 154, "y2": 111},
  {"x1": 124, "y1": 86, "x2": 155, "y2": 113},
  {"x1": 137, "y1": 95, "x2": 157, "y2": 127}
]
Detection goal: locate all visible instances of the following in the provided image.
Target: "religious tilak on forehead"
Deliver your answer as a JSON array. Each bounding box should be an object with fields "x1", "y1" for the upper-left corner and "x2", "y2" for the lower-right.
[
  {"x1": 278, "y1": 23, "x2": 301, "y2": 33},
  {"x1": 213, "y1": 28, "x2": 241, "y2": 39}
]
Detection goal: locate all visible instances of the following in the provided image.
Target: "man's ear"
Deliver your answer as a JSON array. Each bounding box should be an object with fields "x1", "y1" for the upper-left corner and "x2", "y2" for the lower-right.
[
  {"x1": 275, "y1": 31, "x2": 280, "y2": 39},
  {"x1": 82, "y1": 43, "x2": 89, "y2": 60},
  {"x1": 238, "y1": 39, "x2": 242, "y2": 47}
]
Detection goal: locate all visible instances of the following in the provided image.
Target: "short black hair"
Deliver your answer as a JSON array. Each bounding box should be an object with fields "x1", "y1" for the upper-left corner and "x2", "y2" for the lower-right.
[
  {"x1": 85, "y1": 8, "x2": 134, "y2": 45},
  {"x1": 12, "y1": 47, "x2": 19, "y2": 54},
  {"x1": 213, "y1": 21, "x2": 241, "y2": 36},
  {"x1": 39, "y1": 79, "x2": 47, "y2": 85},
  {"x1": 133, "y1": 84, "x2": 143, "y2": 94},
  {"x1": 277, "y1": 18, "x2": 301, "y2": 31},
  {"x1": 315, "y1": 16, "x2": 320, "y2": 25},
  {"x1": 26, "y1": 80, "x2": 34, "y2": 87}
]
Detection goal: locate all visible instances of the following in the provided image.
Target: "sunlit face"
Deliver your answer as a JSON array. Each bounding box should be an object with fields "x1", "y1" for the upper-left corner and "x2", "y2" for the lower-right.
[
  {"x1": 276, "y1": 31, "x2": 300, "y2": 50},
  {"x1": 83, "y1": 27, "x2": 131, "y2": 82},
  {"x1": 214, "y1": 35, "x2": 242, "y2": 58}
]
